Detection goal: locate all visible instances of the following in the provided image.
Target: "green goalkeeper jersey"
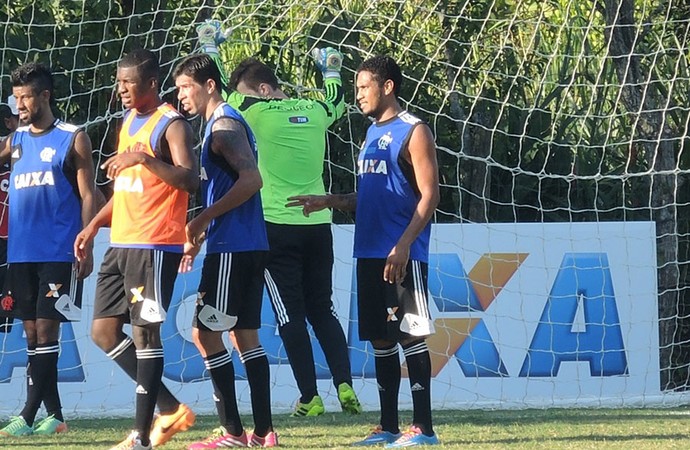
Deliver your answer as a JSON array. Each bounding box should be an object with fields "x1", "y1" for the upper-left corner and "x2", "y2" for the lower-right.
[{"x1": 213, "y1": 53, "x2": 346, "y2": 225}]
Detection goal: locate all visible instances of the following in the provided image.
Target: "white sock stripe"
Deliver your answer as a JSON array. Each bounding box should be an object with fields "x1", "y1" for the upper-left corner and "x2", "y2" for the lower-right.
[
  {"x1": 26, "y1": 349, "x2": 36, "y2": 356},
  {"x1": 35, "y1": 344, "x2": 60, "y2": 354},
  {"x1": 374, "y1": 346, "x2": 400, "y2": 358},
  {"x1": 205, "y1": 352, "x2": 233, "y2": 369},
  {"x1": 136, "y1": 348, "x2": 164, "y2": 359},
  {"x1": 264, "y1": 269, "x2": 289, "y2": 326},
  {"x1": 239, "y1": 346, "x2": 266, "y2": 363},
  {"x1": 403, "y1": 341, "x2": 428, "y2": 357},
  {"x1": 107, "y1": 337, "x2": 134, "y2": 359}
]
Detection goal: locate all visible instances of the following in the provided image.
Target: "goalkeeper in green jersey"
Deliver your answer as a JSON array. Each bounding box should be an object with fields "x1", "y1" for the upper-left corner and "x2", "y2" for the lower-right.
[{"x1": 197, "y1": 20, "x2": 361, "y2": 417}]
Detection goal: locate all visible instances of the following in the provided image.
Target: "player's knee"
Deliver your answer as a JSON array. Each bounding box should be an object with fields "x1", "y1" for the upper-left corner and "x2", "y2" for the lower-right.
[
  {"x1": 91, "y1": 317, "x2": 123, "y2": 350},
  {"x1": 192, "y1": 327, "x2": 225, "y2": 355},
  {"x1": 371, "y1": 339, "x2": 397, "y2": 350},
  {"x1": 131, "y1": 324, "x2": 162, "y2": 349},
  {"x1": 233, "y1": 329, "x2": 260, "y2": 353}
]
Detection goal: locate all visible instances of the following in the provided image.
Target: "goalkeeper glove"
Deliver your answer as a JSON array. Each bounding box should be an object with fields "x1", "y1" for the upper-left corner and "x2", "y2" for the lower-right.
[
  {"x1": 311, "y1": 47, "x2": 343, "y2": 79},
  {"x1": 196, "y1": 19, "x2": 231, "y2": 56}
]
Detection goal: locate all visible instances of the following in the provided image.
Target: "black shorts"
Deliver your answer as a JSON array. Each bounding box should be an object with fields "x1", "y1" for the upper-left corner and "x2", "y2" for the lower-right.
[
  {"x1": 193, "y1": 251, "x2": 268, "y2": 332},
  {"x1": 6, "y1": 261, "x2": 82, "y2": 322},
  {"x1": 93, "y1": 247, "x2": 182, "y2": 326},
  {"x1": 357, "y1": 258, "x2": 434, "y2": 342},
  {"x1": 263, "y1": 222, "x2": 334, "y2": 326}
]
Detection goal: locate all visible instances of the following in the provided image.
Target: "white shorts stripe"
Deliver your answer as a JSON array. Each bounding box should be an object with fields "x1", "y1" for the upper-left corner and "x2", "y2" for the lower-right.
[
  {"x1": 264, "y1": 269, "x2": 289, "y2": 326},
  {"x1": 412, "y1": 260, "x2": 429, "y2": 319}
]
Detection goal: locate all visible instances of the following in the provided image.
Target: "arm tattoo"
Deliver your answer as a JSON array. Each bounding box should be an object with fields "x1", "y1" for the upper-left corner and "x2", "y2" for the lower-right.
[
  {"x1": 211, "y1": 118, "x2": 258, "y2": 173},
  {"x1": 334, "y1": 193, "x2": 357, "y2": 211}
]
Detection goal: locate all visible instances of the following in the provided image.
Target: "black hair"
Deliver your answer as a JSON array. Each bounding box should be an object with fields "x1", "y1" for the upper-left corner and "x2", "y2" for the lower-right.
[
  {"x1": 228, "y1": 58, "x2": 278, "y2": 92},
  {"x1": 119, "y1": 48, "x2": 160, "y2": 82},
  {"x1": 357, "y1": 55, "x2": 403, "y2": 98},
  {"x1": 173, "y1": 54, "x2": 224, "y2": 92},
  {"x1": 11, "y1": 62, "x2": 54, "y2": 98}
]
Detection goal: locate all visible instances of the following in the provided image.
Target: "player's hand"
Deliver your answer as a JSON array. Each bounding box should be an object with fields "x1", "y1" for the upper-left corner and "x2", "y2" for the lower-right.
[
  {"x1": 196, "y1": 19, "x2": 231, "y2": 55},
  {"x1": 101, "y1": 152, "x2": 147, "y2": 180},
  {"x1": 286, "y1": 195, "x2": 329, "y2": 217},
  {"x1": 75, "y1": 252, "x2": 94, "y2": 280},
  {"x1": 311, "y1": 47, "x2": 343, "y2": 79},
  {"x1": 384, "y1": 244, "x2": 410, "y2": 284},
  {"x1": 74, "y1": 225, "x2": 96, "y2": 263},
  {"x1": 179, "y1": 242, "x2": 200, "y2": 273},
  {"x1": 186, "y1": 214, "x2": 210, "y2": 247}
]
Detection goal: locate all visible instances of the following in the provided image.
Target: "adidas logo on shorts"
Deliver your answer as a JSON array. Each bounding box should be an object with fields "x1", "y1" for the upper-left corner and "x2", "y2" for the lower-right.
[
  {"x1": 136, "y1": 385, "x2": 148, "y2": 395},
  {"x1": 411, "y1": 383, "x2": 425, "y2": 392},
  {"x1": 207, "y1": 314, "x2": 219, "y2": 323}
]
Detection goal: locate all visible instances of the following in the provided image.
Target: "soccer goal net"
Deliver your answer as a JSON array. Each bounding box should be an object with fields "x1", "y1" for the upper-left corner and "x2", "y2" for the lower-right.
[{"x1": 0, "y1": 0, "x2": 689, "y2": 416}]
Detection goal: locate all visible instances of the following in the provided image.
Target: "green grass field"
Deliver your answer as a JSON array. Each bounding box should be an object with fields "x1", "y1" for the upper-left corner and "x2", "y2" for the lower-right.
[{"x1": 2, "y1": 408, "x2": 690, "y2": 449}]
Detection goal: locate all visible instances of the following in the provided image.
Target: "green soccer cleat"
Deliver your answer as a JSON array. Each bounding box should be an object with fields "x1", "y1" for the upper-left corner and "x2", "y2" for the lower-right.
[
  {"x1": 0, "y1": 416, "x2": 33, "y2": 437},
  {"x1": 33, "y1": 415, "x2": 68, "y2": 435},
  {"x1": 337, "y1": 382, "x2": 362, "y2": 414},
  {"x1": 291, "y1": 395, "x2": 325, "y2": 417}
]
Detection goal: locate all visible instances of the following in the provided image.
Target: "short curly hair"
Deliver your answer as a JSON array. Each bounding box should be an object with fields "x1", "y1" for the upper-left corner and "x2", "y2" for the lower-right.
[
  {"x1": 11, "y1": 62, "x2": 53, "y2": 97},
  {"x1": 356, "y1": 55, "x2": 402, "y2": 98}
]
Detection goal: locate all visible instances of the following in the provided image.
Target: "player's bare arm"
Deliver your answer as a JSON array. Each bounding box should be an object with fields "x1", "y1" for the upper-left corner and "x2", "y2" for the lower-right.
[
  {"x1": 101, "y1": 119, "x2": 198, "y2": 193},
  {"x1": 71, "y1": 130, "x2": 104, "y2": 279},
  {"x1": 384, "y1": 123, "x2": 439, "y2": 284},
  {"x1": 186, "y1": 117, "x2": 261, "y2": 246},
  {"x1": 0, "y1": 132, "x2": 13, "y2": 164},
  {"x1": 286, "y1": 192, "x2": 356, "y2": 216},
  {"x1": 74, "y1": 197, "x2": 113, "y2": 263}
]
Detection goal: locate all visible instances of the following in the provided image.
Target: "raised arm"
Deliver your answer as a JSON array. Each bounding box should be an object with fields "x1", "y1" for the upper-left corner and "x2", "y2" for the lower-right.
[
  {"x1": 312, "y1": 47, "x2": 346, "y2": 122},
  {"x1": 196, "y1": 20, "x2": 231, "y2": 100}
]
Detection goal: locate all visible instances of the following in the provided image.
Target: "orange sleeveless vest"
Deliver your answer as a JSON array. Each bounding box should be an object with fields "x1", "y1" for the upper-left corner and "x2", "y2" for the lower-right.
[{"x1": 110, "y1": 104, "x2": 188, "y2": 247}]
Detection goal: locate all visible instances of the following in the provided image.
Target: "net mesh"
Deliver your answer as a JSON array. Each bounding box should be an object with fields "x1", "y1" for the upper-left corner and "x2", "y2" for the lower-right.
[{"x1": 0, "y1": 0, "x2": 689, "y2": 414}]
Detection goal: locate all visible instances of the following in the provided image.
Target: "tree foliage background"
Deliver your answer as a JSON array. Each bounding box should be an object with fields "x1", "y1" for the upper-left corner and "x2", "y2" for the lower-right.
[{"x1": 0, "y1": 0, "x2": 689, "y2": 390}]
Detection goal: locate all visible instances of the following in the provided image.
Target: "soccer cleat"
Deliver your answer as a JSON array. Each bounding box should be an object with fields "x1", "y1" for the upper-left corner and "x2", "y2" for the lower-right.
[
  {"x1": 150, "y1": 402, "x2": 196, "y2": 446},
  {"x1": 352, "y1": 426, "x2": 401, "y2": 446},
  {"x1": 337, "y1": 382, "x2": 362, "y2": 414},
  {"x1": 0, "y1": 416, "x2": 33, "y2": 437},
  {"x1": 248, "y1": 430, "x2": 279, "y2": 447},
  {"x1": 291, "y1": 395, "x2": 325, "y2": 417},
  {"x1": 33, "y1": 415, "x2": 68, "y2": 435},
  {"x1": 385, "y1": 426, "x2": 439, "y2": 448},
  {"x1": 110, "y1": 430, "x2": 152, "y2": 450},
  {"x1": 187, "y1": 427, "x2": 249, "y2": 449}
]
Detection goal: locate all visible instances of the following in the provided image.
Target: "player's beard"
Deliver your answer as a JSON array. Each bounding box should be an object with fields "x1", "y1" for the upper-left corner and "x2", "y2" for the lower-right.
[{"x1": 23, "y1": 103, "x2": 48, "y2": 125}]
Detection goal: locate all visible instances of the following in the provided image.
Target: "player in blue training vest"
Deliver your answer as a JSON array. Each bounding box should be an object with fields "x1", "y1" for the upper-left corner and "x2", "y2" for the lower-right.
[
  {"x1": 200, "y1": 103, "x2": 267, "y2": 253},
  {"x1": 288, "y1": 55, "x2": 441, "y2": 448},
  {"x1": 174, "y1": 53, "x2": 277, "y2": 449},
  {"x1": 0, "y1": 62, "x2": 99, "y2": 438}
]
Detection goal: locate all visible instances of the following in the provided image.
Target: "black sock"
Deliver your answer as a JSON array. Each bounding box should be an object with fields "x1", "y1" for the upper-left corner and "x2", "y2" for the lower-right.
[
  {"x1": 134, "y1": 348, "x2": 164, "y2": 446},
  {"x1": 42, "y1": 346, "x2": 63, "y2": 422},
  {"x1": 21, "y1": 342, "x2": 60, "y2": 426},
  {"x1": 277, "y1": 320, "x2": 318, "y2": 403},
  {"x1": 402, "y1": 340, "x2": 433, "y2": 436},
  {"x1": 25, "y1": 346, "x2": 35, "y2": 417},
  {"x1": 374, "y1": 344, "x2": 400, "y2": 434},
  {"x1": 206, "y1": 351, "x2": 242, "y2": 436},
  {"x1": 107, "y1": 337, "x2": 180, "y2": 414},
  {"x1": 241, "y1": 346, "x2": 272, "y2": 436}
]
